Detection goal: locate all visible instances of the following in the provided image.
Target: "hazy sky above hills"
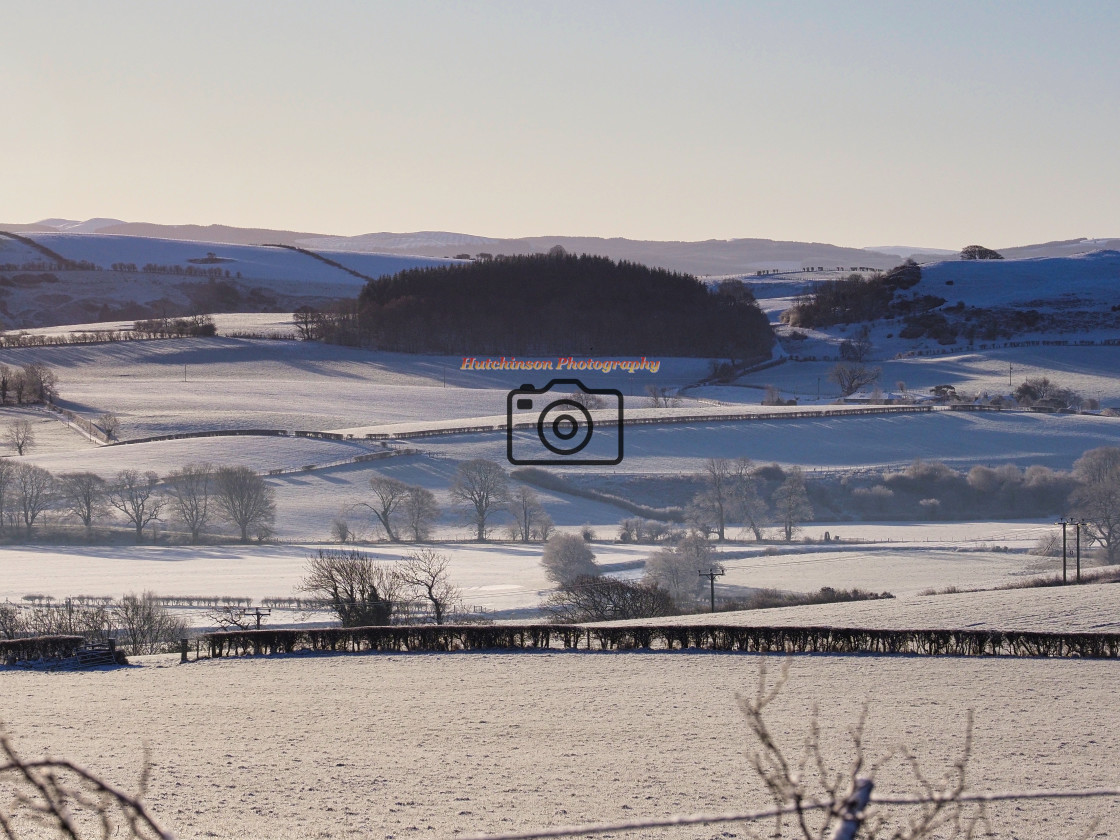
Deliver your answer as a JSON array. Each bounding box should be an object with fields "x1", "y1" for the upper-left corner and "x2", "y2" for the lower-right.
[{"x1": 4, "y1": 1, "x2": 1118, "y2": 249}]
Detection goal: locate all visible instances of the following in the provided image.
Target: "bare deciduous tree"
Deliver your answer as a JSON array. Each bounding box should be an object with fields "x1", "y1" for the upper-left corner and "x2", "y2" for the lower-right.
[
  {"x1": 690, "y1": 458, "x2": 734, "y2": 541},
  {"x1": 6, "y1": 419, "x2": 35, "y2": 456},
  {"x1": 0, "y1": 458, "x2": 14, "y2": 534},
  {"x1": 57, "y1": 471, "x2": 108, "y2": 536},
  {"x1": 164, "y1": 462, "x2": 213, "y2": 544},
  {"x1": 541, "y1": 533, "x2": 599, "y2": 585},
  {"x1": 508, "y1": 484, "x2": 547, "y2": 542},
  {"x1": 108, "y1": 470, "x2": 165, "y2": 543},
  {"x1": 330, "y1": 513, "x2": 355, "y2": 544},
  {"x1": 98, "y1": 411, "x2": 121, "y2": 440},
  {"x1": 731, "y1": 457, "x2": 769, "y2": 541},
  {"x1": 401, "y1": 485, "x2": 440, "y2": 542},
  {"x1": 292, "y1": 306, "x2": 322, "y2": 340},
  {"x1": 829, "y1": 361, "x2": 881, "y2": 397},
  {"x1": 399, "y1": 548, "x2": 460, "y2": 624},
  {"x1": 214, "y1": 466, "x2": 276, "y2": 543},
  {"x1": 21, "y1": 363, "x2": 58, "y2": 403},
  {"x1": 363, "y1": 475, "x2": 410, "y2": 541},
  {"x1": 300, "y1": 549, "x2": 403, "y2": 626},
  {"x1": 839, "y1": 324, "x2": 873, "y2": 363},
  {"x1": 450, "y1": 459, "x2": 508, "y2": 540},
  {"x1": 1070, "y1": 446, "x2": 1120, "y2": 563},
  {"x1": 646, "y1": 385, "x2": 681, "y2": 408},
  {"x1": 13, "y1": 463, "x2": 54, "y2": 538},
  {"x1": 772, "y1": 467, "x2": 813, "y2": 542}
]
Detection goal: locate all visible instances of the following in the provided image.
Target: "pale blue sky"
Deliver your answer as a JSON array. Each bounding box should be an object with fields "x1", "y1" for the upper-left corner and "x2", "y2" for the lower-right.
[{"x1": 3, "y1": 1, "x2": 1117, "y2": 248}]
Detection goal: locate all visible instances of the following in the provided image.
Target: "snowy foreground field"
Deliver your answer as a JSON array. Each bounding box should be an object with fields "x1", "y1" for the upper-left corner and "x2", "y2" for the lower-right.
[{"x1": 3, "y1": 652, "x2": 1118, "y2": 839}]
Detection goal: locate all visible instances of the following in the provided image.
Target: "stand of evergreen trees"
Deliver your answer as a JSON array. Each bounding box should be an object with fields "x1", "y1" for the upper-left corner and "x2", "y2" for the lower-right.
[{"x1": 310, "y1": 252, "x2": 774, "y2": 358}]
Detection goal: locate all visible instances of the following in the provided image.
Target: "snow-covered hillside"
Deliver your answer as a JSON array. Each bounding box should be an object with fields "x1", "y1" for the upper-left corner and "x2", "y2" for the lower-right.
[
  {"x1": 0, "y1": 232, "x2": 454, "y2": 328},
  {"x1": 21, "y1": 233, "x2": 455, "y2": 285},
  {"x1": 918, "y1": 250, "x2": 1120, "y2": 310}
]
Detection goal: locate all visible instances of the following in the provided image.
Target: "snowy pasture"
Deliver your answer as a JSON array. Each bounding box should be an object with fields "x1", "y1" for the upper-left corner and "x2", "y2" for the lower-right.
[
  {"x1": 719, "y1": 343, "x2": 1120, "y2": 407},
  {"x1": 611, "y1": 582, "x2": 1120, "y2": 633},
  {"x1": 21, "y1": 232, "x2": 456, "y2": 287},
  {"x1": 0, "y1": 520, "x2": 1062, "y2": 616},
  {"x1": 0, "y1": 339, "x2": 712, "y2": 438},
  {"x1": 1, "y1": 652, "x2": 1117, "y2": 839}
]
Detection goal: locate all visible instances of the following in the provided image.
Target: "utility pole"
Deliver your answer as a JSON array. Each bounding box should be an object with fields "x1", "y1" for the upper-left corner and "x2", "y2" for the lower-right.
[
  {"x1": 249, "y1": 607, "x2": 271, "y2": 629},
  {"x1": 698, "y1": 568, "x2": 724, "y2": 613},
  {"x1": 1009, "y1": 362, "x2": 1012, "y2": 387},
  {"x1": 1075, "y1": 520, "x2": 1084, "y2": 583},
  {"x1": 1058, "y1": 518, "x2": 1069, "y2": 583}
]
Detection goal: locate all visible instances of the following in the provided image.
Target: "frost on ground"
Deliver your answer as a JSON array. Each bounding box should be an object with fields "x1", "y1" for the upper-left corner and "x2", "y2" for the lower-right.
[
  {"x1": 2, "y1": 653, "x2": 1117, "y2": 839},
  {"x1": 0, "y1": 520, "x2": 1063, "y2": 617},
  {"x1": 606, "y1": 582, "x2": 1120, "y2": 633}
]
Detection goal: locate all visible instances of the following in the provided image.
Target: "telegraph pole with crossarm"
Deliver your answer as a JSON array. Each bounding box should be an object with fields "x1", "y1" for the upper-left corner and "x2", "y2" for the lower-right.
[{"x1": 698, "y1": 568, "x2": 725, "y2": 613}]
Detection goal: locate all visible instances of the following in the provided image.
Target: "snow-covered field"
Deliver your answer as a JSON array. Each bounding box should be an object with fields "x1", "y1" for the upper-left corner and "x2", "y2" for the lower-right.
[
  {"x1": 12, "y1": 232, "x2": 456, "y2": 286},
  {"x1": 2, "y1": 652, "x2": 1116, "y2": 839},
  {"x1": 615, "y1": 581, "x2": 1120, "y2": 633},
  {"x1": 727, "y1": 344, "x2": 1120, "y2": 406},
  {"x1": 0, "y1": 520, "x2": 1065, "y2": 616}
]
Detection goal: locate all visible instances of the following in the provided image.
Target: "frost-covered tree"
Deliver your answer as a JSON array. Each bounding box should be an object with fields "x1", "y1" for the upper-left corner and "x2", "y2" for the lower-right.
[
  {"x1": 541, "y1": 533, "x2": 599, "y2": 585},
  {"x1": 1070, "y1": 447, "x2": 1120, "y2": 564},
  {"x1": 772, "y1": 467, "x2": 813, "y2": 542},
  {"x1": 644, "y1": 535, "x2": 713, "y2": 605}
]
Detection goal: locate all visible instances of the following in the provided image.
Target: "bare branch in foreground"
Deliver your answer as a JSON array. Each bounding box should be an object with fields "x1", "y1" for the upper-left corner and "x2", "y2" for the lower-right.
[
  {"x1": 465, "y1": 659, "x2": 1118, "y2": 840},
  {"x1": 0, "y1": 728, "x2": 174, "y2": 840}
]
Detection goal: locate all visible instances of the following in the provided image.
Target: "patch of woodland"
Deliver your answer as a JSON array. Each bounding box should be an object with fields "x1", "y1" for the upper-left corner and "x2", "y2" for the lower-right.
[{"x1": 343, "y1": 251, "x2": 775, "y2": 357}]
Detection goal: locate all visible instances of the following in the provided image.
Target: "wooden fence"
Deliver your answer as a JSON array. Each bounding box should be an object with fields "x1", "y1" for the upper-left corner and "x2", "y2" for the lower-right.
[{"x1": 362, "y1": 405, "x2": 934, "y2": 441}]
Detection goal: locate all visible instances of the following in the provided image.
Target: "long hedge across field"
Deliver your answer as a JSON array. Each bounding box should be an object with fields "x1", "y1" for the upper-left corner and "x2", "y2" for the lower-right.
[{"x1": 202, "y1": 624, "x2": 1120, "y2": 660}]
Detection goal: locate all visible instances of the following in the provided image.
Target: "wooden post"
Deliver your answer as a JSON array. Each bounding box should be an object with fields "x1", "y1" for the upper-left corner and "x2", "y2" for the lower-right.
[
  {"x1": 1060, "y1": 519, "x2": 1068, "y2": 583},
  {"x1": 180, "y1": 638, "x2": 189, "y2": 664},
  {"x1": 1075, "y1": 521, "x2": 1082, "y2": 583}
]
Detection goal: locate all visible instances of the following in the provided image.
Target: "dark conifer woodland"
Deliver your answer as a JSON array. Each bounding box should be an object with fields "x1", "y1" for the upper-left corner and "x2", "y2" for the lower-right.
[{"x1": 353, "y1": 252, "x2": 774, "y2": 358}]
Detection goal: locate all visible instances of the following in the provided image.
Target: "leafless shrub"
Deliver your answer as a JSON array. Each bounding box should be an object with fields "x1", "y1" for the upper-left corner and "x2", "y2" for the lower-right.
[
  {"x1": 300, "y1": 549, "x2": 403, "y2": 627},
  {"x1": 114, "y1": 592, "x2": 188, "y2": 655}
]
